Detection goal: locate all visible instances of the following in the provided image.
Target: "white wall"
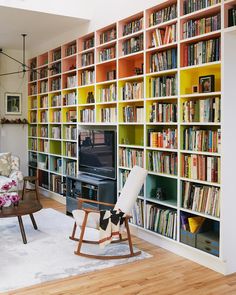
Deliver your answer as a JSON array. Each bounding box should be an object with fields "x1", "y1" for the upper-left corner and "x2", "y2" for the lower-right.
[{"x1": 0, "y1": 49, "x2": 28, "y2": 175}]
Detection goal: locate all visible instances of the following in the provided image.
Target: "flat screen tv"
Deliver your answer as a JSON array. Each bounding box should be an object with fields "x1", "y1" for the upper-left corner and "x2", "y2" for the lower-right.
[{"x1": 78, "y1": 130, "x2": 116, "y2": 180}]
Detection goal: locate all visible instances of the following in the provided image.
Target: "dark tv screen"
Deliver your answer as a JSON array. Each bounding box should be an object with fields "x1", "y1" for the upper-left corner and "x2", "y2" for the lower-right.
[{"x1": 79, "y1": 130, "x2": 116, "y2": 179}]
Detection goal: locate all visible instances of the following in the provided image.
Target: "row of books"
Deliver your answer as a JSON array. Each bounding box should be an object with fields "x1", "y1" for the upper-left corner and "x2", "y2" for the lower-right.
[
  {"x1": 30, "y1": 111, "x2": 37, "y2": 123},
  {"x1": 131, "y1": 199, "x2": 144, "y2": 227},
  {"x1": 100, "y1": 28, "x2": 116, "y2": 44},
  {"x1": 83, "y1": 37, "x2": 94, "y2": 51},
  {"x1": 81, "y1": 52, "x2": 94, "y2": 67},
  {"x1": 122, "y1": 34, "x2": 144, "y2": 56},
  {"x1": 149, "y1": 75, "x2": 177, "y2": 97},
  {"x1": 228, "y1": 8, "x2": 236, "y2": 27},
  {"x1": 52, "y1": 110, "x2": 61, "y2": 122},
  {"x1": 30, "y1": 84, "x2": 37, "y2": 95},
  {"x1": 65, "y1": 126, "x2": 77, "y2": 140},
  {"x1": 50, "y1": 62, "x2": 61, "y2": 76},
  {"x1": 65, "y1": 160, "x2": 76, "y2": 176},
  {"x1": 65, "y1": 43, "x2": 76, "y2": 57},
  {"x1": 40, "y1": 68, "x2": 48, "y2": 79},
  {"x1": 31, "y1": 98, "x2": 37, "y2": 109},
  {"x1": 52, "y1": 49, "x2": 61, "y2": 62},
  {"x1": 29, "y1": 152, "x2": 38, "y2": 167},
  {"x1": 80, "y1": 108, "x2": 95, "y2": 123},
  {"x1": 149, "y1": 102, "x2": 177, "y2": 123},
  {"x1": 51, "y1": 157, "x2": 62, "y2": 174},
  {"x1": 66, "y1": 110, "x2": 77, "y2": 122},
  {"x1": 81, "y1": 70, "x2": 95, "y2": 86},
  {"x1": 39, "y1": 126, "x2": 48, "y2": 138},
  {"x1": 30, "y1": 70, "x2": 37, "y2": 82},
  {"x1": 40, "y1": 95, "x2": 48, "y2": 108},
  {"x1": 51, "y1": 127, "x2": 61, "y2": 139},
  {"x1": 100, "y1": 107, "x2": 117, "y2": 123},
  {"x1": 51, "y1": 94, "x2": 61, "y2": 107},
  {"x1": 183, "y1": 38, "x2": 220, "y2": 67},
  {"x1": 63, "y1": 92, "x2": 76, "y2": 106},
  {"x1": 123, "y1": 17, "x2": 143, "y2": 36},
  {"x1": 183, "y1": 127, "x2": 221, "y2": 153},
  {"x1": 30, "y1": 139, "x2": 37, "y2": 151},
  {"x1": 66, "y1": 75, "x2": 77, "y2": 88},
  {"x1": 150, "y1": 48, "x2": 177, "y2": 72},
  {"x1": 51, "y1": 77, "x2": 61, "y2": 91},
  {"x1": 30, "y1": 126, "x2": 37, "y2": 137},
  {"x1": 122, "y1": 105, "x2": 144, "y2": 123},
  {"x1": 39, "y1": 140, "x2": 49, "y2": 153},
  {"x1": 119, "y1": 169, "x2": 130, "y2": 191},
  {"x1": 182, "y1": 181, "x2": 220, "y2": 217},
  {"x1": 183, "y1": 0, "x2": 221, "y2": 15},
  {"x1": 121, "y1": 82, "x2": 144, "y2": 100},
  {"x1": 151, "y1": 24, "x2": 177, "y2": 48},
  {"x1": 50, "y1": 174, "x2": 62, "y2": 194},
  {"x1": 106, "y1": 69, "x2": 116, "y2": 81},
  {"x1": 65, "y1": 142, "x2": 77, "y2": 158},
  {"x1": 98, "y1": 84, "x2": 117, "y2": 102},
  {"x1": 148, "y1": 151, "x2": 177, "y2": 175},
  {"x1": 99, "y1": 46, "x2": 116, "y2": 62},
  {"x1": 40, "y1": 81, "x2": 48, "y2": 94},
  {"x1": 119, "y1": 148, "x2": 144, "y2": 168},
  {"x1": 40, "y1": 110, "x2": 48, "y2": 123},
  {"x1": 182, "y1": 13, "x2": 221, "y2": 39},
  {"x1": 147, "y1": 128, "x2": 178, "y2": 149},
  {"x1": 182, "y1": 97, "x2": 220, "y2": 123},
  {"x1": 181, "y1": 154, "x2": 220, "y2": 183},
  {"x1": 38, "y1": 170, "x2": 49, "y2": 190},
  {"x1": 149, "y1": 3, "x2": 177, "y2": 27},
  {"x1": 146, "y1": 204, "x2": 177, "y2": 240}
]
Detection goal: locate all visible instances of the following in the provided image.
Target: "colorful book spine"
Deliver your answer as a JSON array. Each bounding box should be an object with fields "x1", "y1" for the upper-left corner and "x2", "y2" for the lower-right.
[
  {"x1": 151, "y1": 24, "x2": 177, "y2": 48},
  {"x1": 122, "y1": 34, "x2": 144, "y2": 55},
  {"x1": 119, "y1": 148, "x2": 144, "y2": 168},
  {"x1": 183, "y1": 0, "x2": 221, "y2": 15},
  {"x1": 123, "y1": 17, "x2": 143, "y2": 36},
  {"x1": 149, "y1": 4, "x2": 177, "y2": 27},
  {"x1": 122, "y1": 82, "x2": 144, "y2": 100},
  {"x1": 150, "y1": 48, "x2": 177, "y2": 72},
  {"x1": 149, "y1": 102, "x2": 177, "y2": 122},
  {"x1": 147, "y1": 128, "x2": 178, "y2": 149},
  {"x1": 150, "y1": 75, "x2": 177, "y2": 97},
  {"x1": 148, "y1": 151, "x2": 178, "y2": 175}
]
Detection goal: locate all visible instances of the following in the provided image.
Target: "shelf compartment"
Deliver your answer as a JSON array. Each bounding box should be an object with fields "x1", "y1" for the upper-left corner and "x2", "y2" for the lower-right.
[
  {"x1": 147, "y1": 125, "x2": 178, "y2": 150},
  {"x1": 49, "y1": 140, "x2": 61, "y2": 155},
  {"x1": 38, "y1": 169, "x2": 49, "y2": 190},
  {"x1": 119, "y1": 124, "x2": 144, "y2": 146},
  {"x1": 77, "y1": 85, "x2": 95, "y2": 105},
  {"x1": 78, "y1": 105, "x2": 95, "y2": 123},
  {"x1": 180, "y1": 63, "x2": 221, "y2": 95},
  {"x1": 118, "y1": 77, "x2": 144, "y2": 101},
  {"x1": 96, "y1": 59, "x2": 116, "y2": 83},
  {"x1": 96, "y1": 103, "x2": 117, "y2": 124},
  {"x1": 63, "y1": 141, "x2": 77, "y2": 158},
  {"x1": 38, "y1": 139, "x2": 49, "y2": 153},
  {"x1": 37, "y1": 52, "x2": 48, "y2": 67},
  {"x1": 49, "y1": 155, "x2": 62, "y2": 174},
  {"x1": 62, "y1": 40, "x2": 77, "y2": 59},
  {"x1": 62, "y1": 124, "x2": 77, "y2": 141},
  {"x1": 119, "y1": 147, "x2": 144, "y2": 169},
  {"x1": 50, "y1": 173, "x2": 63, "y2": 195},
  {"x1": 49, "y1": 124, "x2": 61, "y2": 140},
  {"x1": 62, "y1": 106, "x2": 77, "y2": 123},
  {"x1": 146, "y1": 173, "x2": 177, "y2": 208},
  {"x1": 63, "y1": 158, "x2": 77, "y2": 177},
  {"x1": 118, "y1": 52, "x2": 144, "y2": 79},
  {"x1": 78, "y1": 32, "x2": 95, "y2": 53},
  {"x1": 118, "y1": 100, "x2": 144, "y2": 124},
  {"x1": 118, "y1": 11, "x2": 143, "y2": 39}
]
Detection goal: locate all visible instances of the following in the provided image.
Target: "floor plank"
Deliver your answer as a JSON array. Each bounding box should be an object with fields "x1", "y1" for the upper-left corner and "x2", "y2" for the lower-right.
[{"x1": 5, "y1": 196, "x2": 236, "y2": 295}]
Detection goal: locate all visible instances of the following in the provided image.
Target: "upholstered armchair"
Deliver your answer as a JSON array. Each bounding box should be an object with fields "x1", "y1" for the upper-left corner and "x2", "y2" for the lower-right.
[{"x1": 0, "y1": 154, "x2": 24, "y2": 194}]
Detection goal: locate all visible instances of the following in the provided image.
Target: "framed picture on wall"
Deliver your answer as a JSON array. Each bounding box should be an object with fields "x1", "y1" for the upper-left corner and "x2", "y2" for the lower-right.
[{"x1": 5, "y1": 93, "x2": 22, "y2": 115}]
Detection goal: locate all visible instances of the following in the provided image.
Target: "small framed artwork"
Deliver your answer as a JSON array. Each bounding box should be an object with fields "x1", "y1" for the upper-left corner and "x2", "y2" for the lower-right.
[
  {"x1": 199, "y1": 75, "x2": 215, "y2": 93},
  {"x1": 5, "y1": 93, "x2": 22, "y2": 115}
]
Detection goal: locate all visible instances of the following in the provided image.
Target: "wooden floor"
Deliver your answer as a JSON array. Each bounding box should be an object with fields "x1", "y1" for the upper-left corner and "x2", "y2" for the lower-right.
[{"x1": 7, "y1": 196, "x2": 236, "y2": 295}]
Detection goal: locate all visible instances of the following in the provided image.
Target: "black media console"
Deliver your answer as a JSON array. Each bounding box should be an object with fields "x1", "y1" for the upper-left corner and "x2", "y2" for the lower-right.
[{"x1": 66, "y1": 173, "x2": 117, "y2": 215}]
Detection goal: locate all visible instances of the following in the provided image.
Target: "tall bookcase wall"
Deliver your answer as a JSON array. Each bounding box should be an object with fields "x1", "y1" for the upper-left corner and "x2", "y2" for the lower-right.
[{"x1": 28, "y1": 0, "x2": 236, "y2": 273}]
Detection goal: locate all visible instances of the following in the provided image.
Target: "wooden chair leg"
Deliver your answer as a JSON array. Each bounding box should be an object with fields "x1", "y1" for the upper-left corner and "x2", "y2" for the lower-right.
[
  {"x1": 21, "y1": 179, "x2": 26, "y2": 200},
  {"x1": 125, "y1": 218, "x2": 134, "y2": 256},
  {"x1": 35, "y1": 179, "x2": 40, "y2": 201},
  {"x1": 75, "y1": 212, "x2": 89, "y2": 255},
  {"x1": 69, "y1": 222, "x2": 77, "y2": 240}
]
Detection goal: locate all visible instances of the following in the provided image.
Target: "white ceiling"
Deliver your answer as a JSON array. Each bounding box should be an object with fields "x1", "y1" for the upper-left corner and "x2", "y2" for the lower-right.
[{"x1": 0, "y1": 6, "x2": 89, "y2": 50}]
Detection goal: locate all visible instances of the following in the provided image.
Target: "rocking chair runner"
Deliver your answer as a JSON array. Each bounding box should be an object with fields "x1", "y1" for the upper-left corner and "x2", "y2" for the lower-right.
[{"x1": 70, "y1": 165, "x2": 148, "y2": 259}]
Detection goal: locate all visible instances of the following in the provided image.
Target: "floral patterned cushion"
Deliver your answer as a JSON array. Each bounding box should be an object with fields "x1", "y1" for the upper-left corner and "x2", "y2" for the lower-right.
[
  {"x1": 0, "y1": 177, "x2": 18, "y2": 193},
  {"x1": 0, "y1": 153, "x2": 12, "y2": 177}
]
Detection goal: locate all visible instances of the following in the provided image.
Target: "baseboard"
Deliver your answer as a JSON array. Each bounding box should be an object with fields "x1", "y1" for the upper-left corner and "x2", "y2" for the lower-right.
[{"x1": 39, "y1": 187, "x2": 66, "y2": 205}]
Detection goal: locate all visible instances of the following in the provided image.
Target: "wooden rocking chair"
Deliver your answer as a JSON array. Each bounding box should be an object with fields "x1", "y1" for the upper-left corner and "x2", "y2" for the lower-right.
[{"x1": 70, "y1": 165, "x2": 148, "y2": 260}]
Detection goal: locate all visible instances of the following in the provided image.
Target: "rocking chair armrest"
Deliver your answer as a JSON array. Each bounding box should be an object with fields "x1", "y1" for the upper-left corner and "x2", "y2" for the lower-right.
[
  {"x1": 77, "y1": 197, "x2": 115, "y2": 209},
  {"x1": 82, "y1": 207, "x2": 100, "y2": 214}
]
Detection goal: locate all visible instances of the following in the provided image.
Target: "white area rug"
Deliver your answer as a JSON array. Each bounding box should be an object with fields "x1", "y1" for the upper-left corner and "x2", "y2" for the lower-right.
[{"x1": 0, "y1": 208, "x2": 150, "y2": 293}]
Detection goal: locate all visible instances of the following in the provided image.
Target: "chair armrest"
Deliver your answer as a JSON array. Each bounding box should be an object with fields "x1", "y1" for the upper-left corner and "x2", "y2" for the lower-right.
[{"x1": 77, "y1": 197, "x2": 115, "y2": 208}]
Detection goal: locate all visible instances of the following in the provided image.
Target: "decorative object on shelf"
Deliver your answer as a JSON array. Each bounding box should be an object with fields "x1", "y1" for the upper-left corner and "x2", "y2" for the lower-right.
[
  {"x1": 192, "y1": 85, "x2": 199, "y2": 93},
  {"x1": 199, "y1": 75, "x2": 215, "y2": 93},
  {"x1": 0, "y1": 117, "x2": 29, "y2": 125},
  {"x1": 0, "y1": 194, "x2": 20, "y2": 210},
  {"x1": 134, "y1": 64, "x2": 143, "y2": 75},
  {"x1": 151, "y1": 187, "x2": 166, "y2": 201},
  {"x1": 5, "y1": 93, "x2": 22, "y2": 115},
  {"x1": 86, "y1": 92, "x2": 95, "y2": 104}
]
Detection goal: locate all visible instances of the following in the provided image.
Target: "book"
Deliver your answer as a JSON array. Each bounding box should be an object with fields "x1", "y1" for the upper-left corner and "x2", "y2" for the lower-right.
[{"x1": 188, "y1": 216, "x2": 205, "y2": 233}]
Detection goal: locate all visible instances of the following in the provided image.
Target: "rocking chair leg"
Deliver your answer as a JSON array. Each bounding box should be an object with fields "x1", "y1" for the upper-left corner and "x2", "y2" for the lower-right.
[
  {"x1": 125, "y1": 218, "x2": 134, "y2": 256},
  {"x1": 75, "y1": 212, "x2": 88, "y2": 255},
  {"x1": 69, "y1": 222, "x2": 77, "y2": 240}
]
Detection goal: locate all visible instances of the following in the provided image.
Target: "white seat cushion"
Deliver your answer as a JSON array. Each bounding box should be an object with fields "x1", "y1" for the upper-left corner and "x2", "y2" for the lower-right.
[
  {"x1": 72, "y1": 209, "x2": 100, "y2": 229},
  {"x1": 0, "y1": 176, "x2": 18, "y2": 193}
]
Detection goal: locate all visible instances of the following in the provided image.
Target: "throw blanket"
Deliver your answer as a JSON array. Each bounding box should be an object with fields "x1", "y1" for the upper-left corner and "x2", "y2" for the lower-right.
[{"x1": 99, "y1": 209, "x2": 125, "y2": 248}]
